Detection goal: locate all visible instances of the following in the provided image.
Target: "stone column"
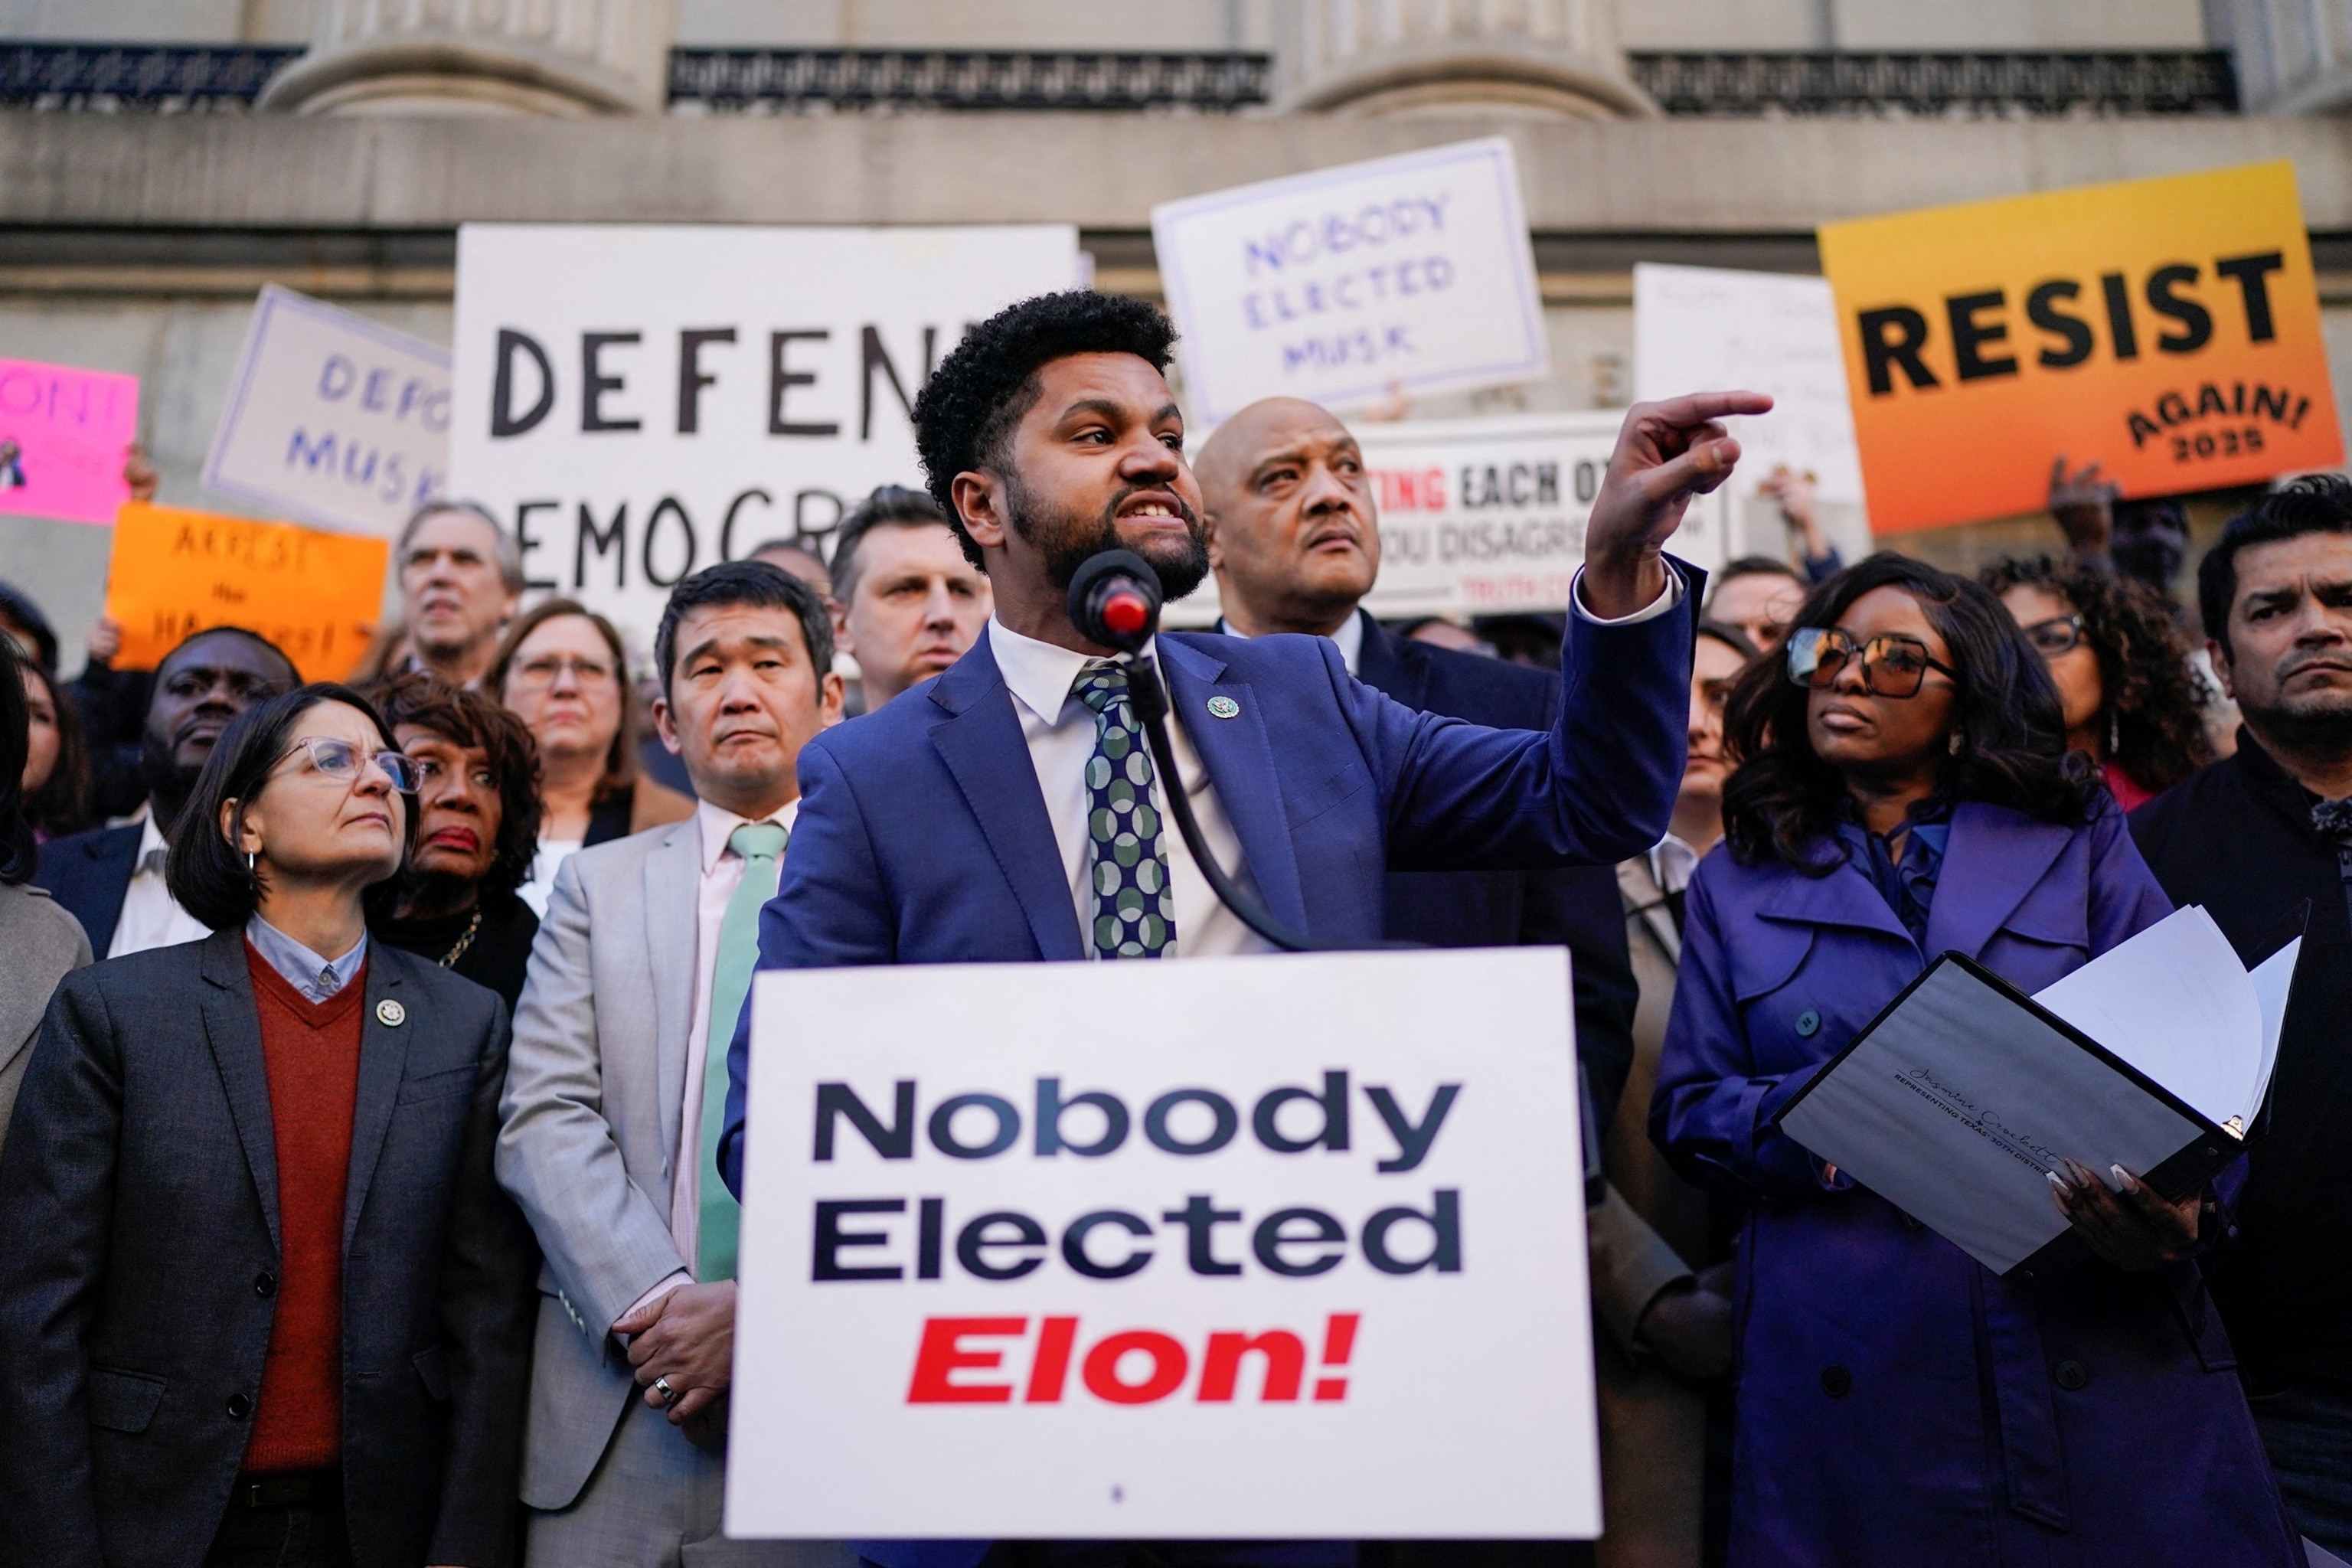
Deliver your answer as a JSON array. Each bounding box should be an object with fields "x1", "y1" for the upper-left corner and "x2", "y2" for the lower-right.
[
  {"x1": 1279, "y1": 0, "x2": 1658, "y2": 118},
  {"x1": 2207, "y1": 0, "x2": 2352, "y2": 114},
  {"x1": 260, "y1": 0, "x2": 676, "y2": 116}
]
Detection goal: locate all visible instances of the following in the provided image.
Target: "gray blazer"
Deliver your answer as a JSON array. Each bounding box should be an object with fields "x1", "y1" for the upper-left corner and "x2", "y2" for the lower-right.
[
  {"x1": 0, "y1": 879, "x2": 90, "y2": 1155},
  {"x1": 0, "y1": 929, "x2": 537, "y2": 1568},
  {"x1": 497, "y1": 818, "x2": 704, "y2": 1511}
]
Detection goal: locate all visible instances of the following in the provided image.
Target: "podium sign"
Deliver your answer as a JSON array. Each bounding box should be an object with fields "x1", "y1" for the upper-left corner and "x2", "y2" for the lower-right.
[{"x1": 729, "y1": 949, "x2": 1597, "y2": 1540}]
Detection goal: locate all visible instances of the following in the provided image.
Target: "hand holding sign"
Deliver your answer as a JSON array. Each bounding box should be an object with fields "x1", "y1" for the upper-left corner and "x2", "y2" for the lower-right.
[{"x1": 1582, "y1": 390, "x2": 1772, "y2": 618}]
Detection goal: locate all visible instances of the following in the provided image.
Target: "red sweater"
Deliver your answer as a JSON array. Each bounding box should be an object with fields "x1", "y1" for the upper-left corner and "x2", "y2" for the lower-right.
[{"x1": 242, "y1": 942, "x2": 365, "y2": 1475}]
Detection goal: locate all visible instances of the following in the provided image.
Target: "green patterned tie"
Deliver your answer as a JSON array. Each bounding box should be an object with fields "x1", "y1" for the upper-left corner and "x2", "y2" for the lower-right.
[
  {"x1": 697, "y1": 819, "x2": 788, "y2": 1282},
  {"x1": 1075, "y1": 662, "x2": 1176, "y2": 959}
]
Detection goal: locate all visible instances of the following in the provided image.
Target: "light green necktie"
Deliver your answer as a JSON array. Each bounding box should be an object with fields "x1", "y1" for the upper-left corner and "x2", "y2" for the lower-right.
[{"x1": 697, "y1": 819, "x2": 788, "y2": 1282}]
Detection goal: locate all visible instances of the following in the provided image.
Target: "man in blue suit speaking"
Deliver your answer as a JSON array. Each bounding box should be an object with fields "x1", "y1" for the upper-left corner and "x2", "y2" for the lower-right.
[
  {"x1": 719, "y1": 286, "x2": 1758, "y2": 1181},
  {"x1": 713, "y1": 289, "x2": 1759, "y2": 1561}
]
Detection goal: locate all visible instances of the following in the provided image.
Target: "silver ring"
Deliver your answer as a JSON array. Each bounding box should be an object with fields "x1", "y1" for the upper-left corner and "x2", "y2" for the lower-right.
[{"x1": 653, "y1": 1375, "x2": 679, "y2": 1407}]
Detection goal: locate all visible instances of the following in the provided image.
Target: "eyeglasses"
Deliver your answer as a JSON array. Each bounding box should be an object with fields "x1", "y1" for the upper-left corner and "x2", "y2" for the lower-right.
[
  {"x1": 278, "y1": 736, "x2": 420, "y2": 793},
  {"x1": 509, "y1": 654, "x2": 613, "y2": 690},
  {"x1": 2019, "y1": 613, "x2": 2086, "y2": 658},
  {"x1": 1785, "y1": 626, "x2": 1957, "y2": 699}
]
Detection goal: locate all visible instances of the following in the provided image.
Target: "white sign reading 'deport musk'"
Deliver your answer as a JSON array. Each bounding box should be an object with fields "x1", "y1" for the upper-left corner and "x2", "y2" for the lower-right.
[
  {"x1": 204, "y1": 285, "x2": 451, "y2": 537},
  {"x1": 1152, "y1": 138, "x2": 1549, "y2": 425},
  {"x1": 447, "y1": 224, "x2": 1080, "y2": 645},
  {"x1": 727, "y1": 949, "x2": 1599, "y2": 1541}
]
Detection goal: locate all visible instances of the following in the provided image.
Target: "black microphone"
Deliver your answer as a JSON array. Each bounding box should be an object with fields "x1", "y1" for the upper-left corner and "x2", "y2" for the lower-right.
[{"x1": 1066, "y1": 548, "x2": 1162, "y2": 653}]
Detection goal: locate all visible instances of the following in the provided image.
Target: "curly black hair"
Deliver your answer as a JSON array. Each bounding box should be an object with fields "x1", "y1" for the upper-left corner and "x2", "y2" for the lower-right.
[
  {"x1": 911, "y1": 290, "x2": 1178, "y2": 570},
  {"x1": 1980, "y1": 555, "x2": 2214, "y2": 795},
  {"x1": 362, "y1": 671, "x2": 544, "y2": 901},
  {"x1": 1720, "y1": 552, "x2": 2100, "y2": 874}
]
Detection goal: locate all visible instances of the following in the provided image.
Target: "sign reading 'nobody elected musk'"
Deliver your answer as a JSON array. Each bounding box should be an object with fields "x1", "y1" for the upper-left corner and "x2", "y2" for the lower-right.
[
  {"x1": 447, "y1": 224, "x2": 1080, "y2": 643},
  {"x1": 728, "y1": 950, "x2": 1599, "y2": 1540}
]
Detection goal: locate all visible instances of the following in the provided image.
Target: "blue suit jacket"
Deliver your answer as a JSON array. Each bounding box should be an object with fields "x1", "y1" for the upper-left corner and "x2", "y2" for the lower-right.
[
  {"x1": 31, "y1": 822, "x2": 140, "y2": 956},
  {"x1": 1350, "y1": 611, "x2": 1640, "y2": 1122}
]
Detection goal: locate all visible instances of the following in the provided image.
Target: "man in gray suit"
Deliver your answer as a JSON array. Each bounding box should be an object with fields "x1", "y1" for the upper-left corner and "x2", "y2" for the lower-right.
[{"x1": 497, "y1": 562, "x2": 851, "y2": 1566}]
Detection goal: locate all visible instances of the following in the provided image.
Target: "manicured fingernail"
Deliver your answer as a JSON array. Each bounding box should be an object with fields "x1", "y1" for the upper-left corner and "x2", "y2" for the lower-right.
[
  {"x1": 2047, "y1": 1170, "x2": 2070, "y2": 1192},
  {"x1": 2111, "y1": 1164, "x2": 2138, "y2": 1191}
]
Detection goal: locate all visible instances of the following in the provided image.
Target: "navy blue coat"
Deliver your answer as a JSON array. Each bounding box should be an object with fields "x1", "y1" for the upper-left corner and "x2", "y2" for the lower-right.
[
  {"x1": 1651, "y1": 802, "x2": 2301, "y2": 1567},
  {"x1": 31, "y1": 821, "x2": 140, "y2": 956},
  {"x1": 720, "y1": 591, "x2": 1695, "y2": 1197}
]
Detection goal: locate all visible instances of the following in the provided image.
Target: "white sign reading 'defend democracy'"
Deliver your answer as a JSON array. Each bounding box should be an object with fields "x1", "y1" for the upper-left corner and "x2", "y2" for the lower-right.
[
  {"x1": 729, "y1": 949, "x2": 1597, "y2": 1540},
  {"x1": 1633, "y1": 263, "x2": 1873, "y2": 564},
  {"x1": 1153, "y1": 138, "x2": 1549, "y2": 426},
  {"x1": 204, "y1": 285, "x2": 451, "y2": 537},
  {"x1": 1165, "y1": 410, "x2": 1724, "y2": 627},
  {"x1": 447, "y1": 224, "x2": 1079, "y2": 642}
]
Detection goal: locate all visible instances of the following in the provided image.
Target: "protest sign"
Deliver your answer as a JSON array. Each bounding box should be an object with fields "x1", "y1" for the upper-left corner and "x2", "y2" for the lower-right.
[
  {"x1": 730, "y1": 949, "x2": 1597, "y2": 1540},
  {"x1": 447, "y1": 224, "x2": 1079, "y2": 645},
  {"x1": 1152, "y1": 138, "x2": 1548, "y2": 425},
  {"x1": 1633, "y1": 264, "x2": 1872, "y2": 567},
  {"x1": 1818, "y1": 160, "x2": 2341, "y2": 533},
  {"x1": 204, "y1": 284, "x2": 450, "y2": 538},
  {"x1": 0, "y1": 358, "x2": 138, "y2": 526},
  {"x1": 1164, "y1": 410, "x2": 1720, "y2": 629},
  {"x1": 103, "y1": 501, "x2": 388, "y2": 680}
]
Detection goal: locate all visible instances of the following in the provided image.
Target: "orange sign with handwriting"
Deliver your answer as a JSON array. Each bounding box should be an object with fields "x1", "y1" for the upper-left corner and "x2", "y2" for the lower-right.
[
  {"x1": 1818, "y1": 160, "x2": 2341, "y2": 533},
  {"x1": 105, "y1": 501, "x2": 387, "y2": 679}
]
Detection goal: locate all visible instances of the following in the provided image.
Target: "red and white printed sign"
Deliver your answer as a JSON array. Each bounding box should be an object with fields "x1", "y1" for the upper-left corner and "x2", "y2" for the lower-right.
[{"x1": 728, "y1": 949, "x2": 1598, "y2": 1540}]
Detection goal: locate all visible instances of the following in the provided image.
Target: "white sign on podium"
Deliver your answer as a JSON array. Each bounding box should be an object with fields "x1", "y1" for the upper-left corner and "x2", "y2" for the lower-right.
[{"x1": 728, "y1": 949, "x2": 1597, "y2": 1541}]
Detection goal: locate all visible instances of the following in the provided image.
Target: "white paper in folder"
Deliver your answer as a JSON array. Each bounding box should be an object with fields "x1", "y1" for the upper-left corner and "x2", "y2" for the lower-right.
[{"x1": 2030, "y1": 906, "x2": 2298, "y2": 1133}]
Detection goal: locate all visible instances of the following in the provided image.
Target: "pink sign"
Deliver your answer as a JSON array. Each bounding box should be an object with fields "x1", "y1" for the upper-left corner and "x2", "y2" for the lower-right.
[{"x1": 0, "y1": 358, "x2": 139, "y2": 525}]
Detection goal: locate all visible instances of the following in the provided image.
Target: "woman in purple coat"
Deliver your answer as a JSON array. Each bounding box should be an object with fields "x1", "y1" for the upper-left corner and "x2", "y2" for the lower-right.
[{"x1": 1651, "y1": 554, "x2": 2303, "y2": 1568}]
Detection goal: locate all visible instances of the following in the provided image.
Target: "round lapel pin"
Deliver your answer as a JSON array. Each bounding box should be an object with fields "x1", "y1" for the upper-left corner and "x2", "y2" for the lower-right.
[
  {"x1": 376, "y1": 999, "x2": 407, "y2": 1027},
  {"x1": 1206, "y1": 694, "x2": 1241, "y2": 720}
]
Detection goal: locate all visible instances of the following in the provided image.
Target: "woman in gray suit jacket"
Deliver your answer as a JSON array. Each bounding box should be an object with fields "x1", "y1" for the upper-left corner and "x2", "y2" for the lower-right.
[
  {"x1": 0, "y1": 681, "x2": 537, "y2": 1568},
  {"x1": 0, "y1": 642, "x2": 90, "y2": 1153}
]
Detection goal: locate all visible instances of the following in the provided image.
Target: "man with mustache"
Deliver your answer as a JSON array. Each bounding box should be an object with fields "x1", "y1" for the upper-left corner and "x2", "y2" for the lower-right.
[
  {"x1": 496, "y1": 560, "x2": 850, "y2": 1567},
  {"x1": 711, "y1": 290, "x2": 1751, "y2": 1568},
  {"x1": 36, "y1": 626, "x2": 297, "y2": 955},
  {"x1": 2130, "y1": 477, "x2": 2352, "y2": 1557}
]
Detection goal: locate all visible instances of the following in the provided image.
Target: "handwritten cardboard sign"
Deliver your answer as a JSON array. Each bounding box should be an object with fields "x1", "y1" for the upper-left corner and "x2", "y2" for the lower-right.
[
  {"x1": 104, "y1": 501, "x2": 388, "y2": 680},
  {"x1": 729, "y1": 949, "x2": 1596, "y2": 1540},
  {"x1": 1818, "y1": 160, "x2": 2341, "y2": 533},
  {"x1": 0, "y1": 358, "x2": 139, "y2": 525},
  {"x1": 1152, "y1": 139, "x2": 1549, "y2": 424},
  {"x1": 204, "y1": 284, "x2": 452, "y2": 538}
]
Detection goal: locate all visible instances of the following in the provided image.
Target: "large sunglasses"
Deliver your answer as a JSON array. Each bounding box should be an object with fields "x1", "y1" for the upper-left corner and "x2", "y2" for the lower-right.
[
  {"x1": 2019, "y1": 613, "x2": 2086, "y2": 658},
  {"x1": 1785, "y1": 626, "x2": 1957, "y2": 699},
  {"x1": 278, "y1": 736, "x2": 420, "y2": 794}
]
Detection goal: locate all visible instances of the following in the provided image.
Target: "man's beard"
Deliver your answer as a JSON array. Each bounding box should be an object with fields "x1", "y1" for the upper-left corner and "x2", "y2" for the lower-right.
[
  {"x1": 139, "y1": 731, "x2": 205, "y2": 834},
  {"x1": 1004, "y1": 473, "x2": 1210, "y2": 603},
  {"x1": 2240, "y1": 686, "x2": 2352, "y2": 760}
]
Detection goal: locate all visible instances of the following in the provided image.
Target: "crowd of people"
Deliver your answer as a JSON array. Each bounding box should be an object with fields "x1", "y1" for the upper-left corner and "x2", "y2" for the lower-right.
[{"x1": 0, "y1": 287, "x2": 2344, "y2": 1568}]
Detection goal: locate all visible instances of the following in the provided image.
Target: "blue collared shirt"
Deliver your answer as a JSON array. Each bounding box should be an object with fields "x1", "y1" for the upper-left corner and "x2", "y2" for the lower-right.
[{"x1": 245, "y1": 914, "x2": 368, "y2": 1003}]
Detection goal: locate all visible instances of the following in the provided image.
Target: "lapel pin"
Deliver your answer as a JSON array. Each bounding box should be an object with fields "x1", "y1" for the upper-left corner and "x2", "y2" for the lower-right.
[
  {"x1": 1206, "y1": 694, "x2": 1241, "y2": 720},
  {"x1": 376, "y1": 999, "x2": 407, "y2": 1027}
]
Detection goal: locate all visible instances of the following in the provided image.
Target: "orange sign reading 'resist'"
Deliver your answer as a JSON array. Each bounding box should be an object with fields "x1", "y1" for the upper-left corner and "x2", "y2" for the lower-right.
[{"x1": 1818, "y1": 161, "x2": 2341, "y2": 534}]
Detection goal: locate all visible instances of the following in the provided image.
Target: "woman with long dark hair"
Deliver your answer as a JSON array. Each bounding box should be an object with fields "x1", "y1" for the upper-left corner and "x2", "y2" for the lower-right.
[
  {"x1": 1981, "y1": 554, "x2": 2214, "y2": 810},
  {"x1": 0, "y1": 642, "x2": 90, "y2": 1157},
  {"x1": 1650, "y1": 554, "x2": 2300, "y2": 1566},
  {"x1": 18, "y1": 656, "x2": 92, "y2": 841},
  {"x1": 0, "y1": 682, "x2": 534, "y2": 1568}
]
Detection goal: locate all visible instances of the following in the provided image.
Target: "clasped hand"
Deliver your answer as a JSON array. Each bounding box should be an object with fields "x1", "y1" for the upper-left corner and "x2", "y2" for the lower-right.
[
  {"x1": 2049, "y1": 1159, "x2": 2203, "y2": 1271},
  {"x1": 611, "y1": 1280, "x2": 737, "y2": 1446}
]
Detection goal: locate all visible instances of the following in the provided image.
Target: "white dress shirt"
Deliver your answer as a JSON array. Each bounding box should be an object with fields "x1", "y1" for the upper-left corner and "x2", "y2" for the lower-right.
[
  {"x1": 244, "y1": 914, "x2": 368, "y2": 1001},
  {"x1": 989, "y1": 619, "x2": 1271, "y2": 961},
  {"x1": 1647, "y1": 832, "x2": 1704, "y2": 899},
  {"x1": 1212, "y1": 609, "x2": 1366, "y2": 676},
  {"x1": 108, "y1": 815, "x2": 210, "y2": 959}
]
